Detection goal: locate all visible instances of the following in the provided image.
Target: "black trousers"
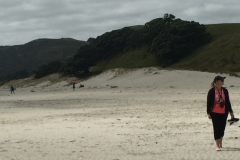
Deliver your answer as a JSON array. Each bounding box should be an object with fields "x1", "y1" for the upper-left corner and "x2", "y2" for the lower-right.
[{"x1": 210, "y1": 112, "x2": 228, "y2": 140}]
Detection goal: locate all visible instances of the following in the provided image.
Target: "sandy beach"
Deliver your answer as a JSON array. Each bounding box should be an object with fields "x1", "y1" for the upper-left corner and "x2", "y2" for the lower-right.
[{"x1": 1, "y1": 68, "x2": 240, "y2": 160}]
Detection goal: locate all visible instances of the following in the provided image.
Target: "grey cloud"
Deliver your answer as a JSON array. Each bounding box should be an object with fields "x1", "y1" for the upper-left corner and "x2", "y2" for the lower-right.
[{"x1": 0, "y1": 0, "x2": 240, "y2": 45}]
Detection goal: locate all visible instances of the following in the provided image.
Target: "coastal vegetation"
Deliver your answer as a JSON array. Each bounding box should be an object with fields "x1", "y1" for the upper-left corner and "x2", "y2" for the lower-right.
[
  {"x1": 1, "y1": 13, "x2": 240, "y2": 83},
  {"x1": 52, "y1": 14, "x2": 210, "y2": 78}
]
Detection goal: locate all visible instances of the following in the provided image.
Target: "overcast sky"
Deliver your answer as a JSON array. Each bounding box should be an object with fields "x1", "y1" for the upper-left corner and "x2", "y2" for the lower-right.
[{"x1": 0, "y1": 0, "x2": 240, "y2": 46}]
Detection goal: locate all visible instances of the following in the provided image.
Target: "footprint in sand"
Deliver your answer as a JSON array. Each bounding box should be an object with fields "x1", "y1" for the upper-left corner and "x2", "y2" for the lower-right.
[{"x1": 0, "y1": 150, "x2": 7, "y2": 152}]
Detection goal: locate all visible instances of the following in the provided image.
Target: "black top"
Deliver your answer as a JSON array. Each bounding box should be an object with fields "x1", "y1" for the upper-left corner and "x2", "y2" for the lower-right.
[{"x1": 207, "y1": 87, "x2": 233, "y2": 114}]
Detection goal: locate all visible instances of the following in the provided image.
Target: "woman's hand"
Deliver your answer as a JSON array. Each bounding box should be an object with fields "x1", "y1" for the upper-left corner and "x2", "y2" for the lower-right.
[{"x1": 208, "y1": 114, "x2": 211, "y2": 119}]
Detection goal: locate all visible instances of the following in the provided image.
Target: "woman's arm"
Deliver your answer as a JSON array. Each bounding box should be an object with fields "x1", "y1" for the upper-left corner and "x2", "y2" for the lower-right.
[
  {"x1": 225, "y1": 89, "x2": 234, "y2": 118},
  {"x1": 207, "y1": 88, "x2": 213, "y2": 114},
  {"x1": 225, "y1": 89, "x2": 233, "y2": 113}
]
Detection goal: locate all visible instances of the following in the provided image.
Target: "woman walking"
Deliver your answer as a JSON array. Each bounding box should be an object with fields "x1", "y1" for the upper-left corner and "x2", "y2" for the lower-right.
[
  {"x1": 72, "y1": 82, "x2": 75, "y2": 91},
  {"x1": 207, "y1": 76, "x2": 234, "y2": 151}
]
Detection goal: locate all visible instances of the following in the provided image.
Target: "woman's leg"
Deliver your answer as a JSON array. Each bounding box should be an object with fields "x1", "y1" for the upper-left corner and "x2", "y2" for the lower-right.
[
  {"x1": 219, "y1": 114, "x2": 228, "y2": 148},
  {"x1": 215, "y1": 139, "x2": 221, "y2": 151},
  {"x1": 211, "y1": 113, "x2": 222, "y2": 150},
  {"x1": 220, "y1": 137, "x2": 223, "y2": 148}
]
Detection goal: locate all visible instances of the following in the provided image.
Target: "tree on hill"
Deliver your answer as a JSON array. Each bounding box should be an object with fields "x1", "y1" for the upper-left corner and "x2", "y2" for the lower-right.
[
  {"x1": 35, "y1": 61, "x2": 63, "y2": 78},
  {"x1": 163, "y1": 13, "x2": 175, "y2": 25},
  {"x1": 61, "y1": 27, "x2": 140, "y2": 75},
  {"x1": 149, "y1": 16, "x2": 211, "y2": 66},
  {"x1": 87, "y1": 38, "x2": 95, "y2": 43}
]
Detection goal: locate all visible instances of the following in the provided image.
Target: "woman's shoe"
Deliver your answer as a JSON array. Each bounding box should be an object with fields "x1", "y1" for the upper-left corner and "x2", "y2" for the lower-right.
[{"x1": 228, "y1": 118, "x2": 239, "y2": 125}]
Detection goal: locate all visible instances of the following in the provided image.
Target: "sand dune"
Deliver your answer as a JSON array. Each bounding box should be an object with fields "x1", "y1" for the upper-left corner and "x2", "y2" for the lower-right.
[{"x1": 0, "y1": 68, "x2": 240, "y2": 160}]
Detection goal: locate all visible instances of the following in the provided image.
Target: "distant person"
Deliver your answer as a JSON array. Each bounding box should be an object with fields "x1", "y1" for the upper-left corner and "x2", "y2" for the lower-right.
[
  {"x1": 73, "y1": 83, "x2": 75, "y2": 91},
  {"x1": 207, "y1": 76, "x2": 235, "y2": 151},
  {"x1": 10, "y1": 85, "x2": 15, "y2": 94}
]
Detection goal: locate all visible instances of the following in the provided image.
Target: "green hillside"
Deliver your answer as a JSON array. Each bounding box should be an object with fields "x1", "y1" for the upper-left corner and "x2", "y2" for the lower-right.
[
  {"x1": 57, "y1": 14, "x2": 210, "y2": 79},
  {"x1": 0, "y1": 38, "x2": 88, "y2": 81},
  {"x1": 93, "y1": 23, "x2": 240, "y2": 74},
  {"x1": 171, "y1": 23, "x2": 240, "y2": 73},
  {"x1": 3, "y1": 15, "x2": 240, "y2": 84}
]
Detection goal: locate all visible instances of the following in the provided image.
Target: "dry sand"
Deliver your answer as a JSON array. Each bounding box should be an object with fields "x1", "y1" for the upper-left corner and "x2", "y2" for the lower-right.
[{"x1": 0, "y1": 67, "x2": 240, "y2": 160}]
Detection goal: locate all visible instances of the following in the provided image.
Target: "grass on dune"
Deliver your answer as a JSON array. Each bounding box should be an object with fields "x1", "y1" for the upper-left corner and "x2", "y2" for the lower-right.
[
  {"x1": 171, "y1": 23, "x2": 240, "y2": 73},
  {"x1": 91, "y1": 46, "x2": 159, "y2": 73}
]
